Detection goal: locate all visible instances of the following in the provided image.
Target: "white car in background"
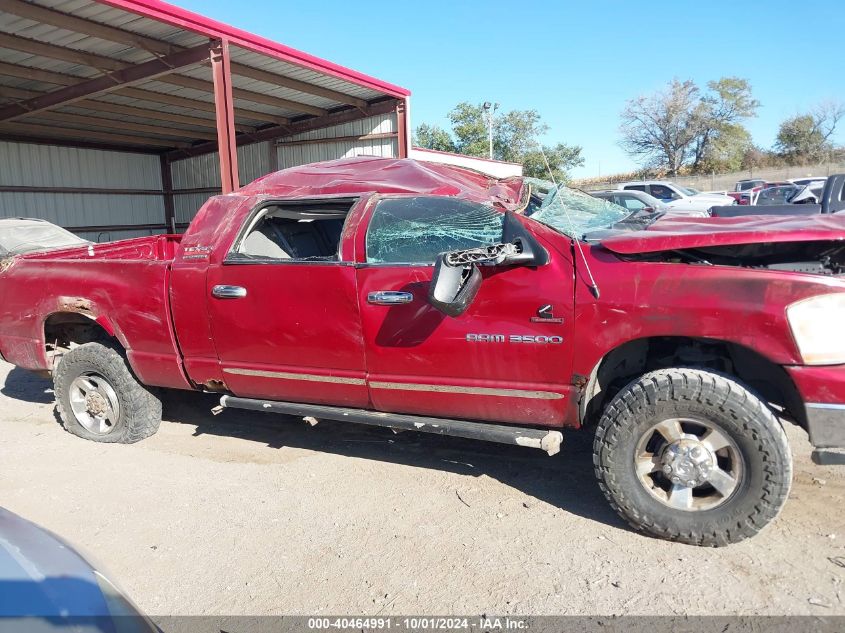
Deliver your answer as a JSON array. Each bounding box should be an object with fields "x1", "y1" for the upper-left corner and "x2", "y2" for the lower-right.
[
  {"x1": 789, "y1": 176, "x2": 827, "y2": 188},
  {"x1": 615, "y1": 180, "x2": 735, "y2": 214},
  {"x1": 590, "y1": 189, "x2": 709, "y2": 218}
]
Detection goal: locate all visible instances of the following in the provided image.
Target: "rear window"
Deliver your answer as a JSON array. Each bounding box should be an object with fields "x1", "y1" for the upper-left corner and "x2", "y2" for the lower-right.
[{"x1": 365, "y1": 197, "x2": 504, "y2": 264}]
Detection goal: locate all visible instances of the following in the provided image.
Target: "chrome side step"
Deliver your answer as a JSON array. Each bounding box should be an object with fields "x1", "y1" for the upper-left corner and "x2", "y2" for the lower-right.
[{"x1": 217, "y1": 395, "x2": 563, "y2": 456}]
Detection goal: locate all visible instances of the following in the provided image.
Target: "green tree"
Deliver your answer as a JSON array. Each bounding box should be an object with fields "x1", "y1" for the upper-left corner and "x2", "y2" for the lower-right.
[
  {"x1": 522, "y1": 143, "x2": 584, "y2": 183},
  {"x1": 619, "y1": 77, "x2": 759, "y2": 175},
  {"x1": 690, "y1": 77, "x2": 760, "y2": 172},
  {"x1": 448, "y1": 102, "x2": 490, "y2": 157},
  {"x1": 495, "y1": 109, "x2": 547, "y2": 163},
  {"x1": 697, "y1": 123, "x2": 754, "y2": 173},
  {"x1": 415, "y1": 102, "x2": 584, "y2": 181},
  {"x1": 775, "y1": 102, "x2": 844, "y2": 164},
  {"x1": 413, "y1": 123, "x2": 455, "y2": 152},
  {"x1": 775, "y1": 115, "x2": 823, "y2": 163}
]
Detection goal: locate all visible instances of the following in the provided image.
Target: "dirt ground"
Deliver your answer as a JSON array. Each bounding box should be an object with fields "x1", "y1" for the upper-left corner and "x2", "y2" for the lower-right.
[{"x1": 1, "y1": 359, "x2": 844, "y2": 616}]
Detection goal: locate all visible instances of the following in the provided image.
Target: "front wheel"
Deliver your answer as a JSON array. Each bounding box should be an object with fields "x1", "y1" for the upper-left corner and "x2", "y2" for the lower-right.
[
  {"x1": 593, "y1": 368, "x2": 792, "y2": 546},
  {"x1": 54, "y1": 342, "x2": 162, "y2": 443}
]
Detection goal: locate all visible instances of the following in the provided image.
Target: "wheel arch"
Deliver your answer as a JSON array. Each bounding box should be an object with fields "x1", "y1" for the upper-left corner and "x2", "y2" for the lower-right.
[
  {"x1": 43, "y1": 311, "x2": 126, "y2": 371},
  {"x1": 579, "y1": 336, "x2": 805, "y2": 429}
]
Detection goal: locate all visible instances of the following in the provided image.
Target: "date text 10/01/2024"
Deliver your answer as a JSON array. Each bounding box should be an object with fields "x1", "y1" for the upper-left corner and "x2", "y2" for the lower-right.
[{"x1": 307, "y1": 617, "x2": 529, "y2": 630}]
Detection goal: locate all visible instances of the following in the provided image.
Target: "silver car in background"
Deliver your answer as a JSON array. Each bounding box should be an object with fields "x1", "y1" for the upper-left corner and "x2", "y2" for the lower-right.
[{"x1": 590, "y1": 189, "x2": 710, "y2": 217}]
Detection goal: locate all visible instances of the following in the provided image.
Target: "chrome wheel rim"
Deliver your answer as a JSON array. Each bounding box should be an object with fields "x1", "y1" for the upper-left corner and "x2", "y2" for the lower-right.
[
  {"x1": 68, "y1": 373, "x2": 121, "y2": 435},
  {"x1": 634, "y1": 417, "x2": 743, "y2": 511}
]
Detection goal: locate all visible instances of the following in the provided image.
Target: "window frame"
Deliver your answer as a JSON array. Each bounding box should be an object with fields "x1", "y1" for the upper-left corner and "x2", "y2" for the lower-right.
[
  {"x1": 360, "y1": 194, "x2": 507, "y2": 267},
  {"x1": 224, "y1": 196, "x2": 360, "y2": 267}
]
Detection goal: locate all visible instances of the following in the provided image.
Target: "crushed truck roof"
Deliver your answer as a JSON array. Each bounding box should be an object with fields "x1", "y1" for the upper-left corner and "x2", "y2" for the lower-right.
[{"x1": 239, "y1": 157, "x2": 526, "y2": 210}]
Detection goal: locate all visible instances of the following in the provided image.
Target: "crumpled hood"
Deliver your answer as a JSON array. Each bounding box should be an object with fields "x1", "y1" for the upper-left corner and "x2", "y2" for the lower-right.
[{"x1": 600, "y1": 213, "x2": 845, "y2": 254}]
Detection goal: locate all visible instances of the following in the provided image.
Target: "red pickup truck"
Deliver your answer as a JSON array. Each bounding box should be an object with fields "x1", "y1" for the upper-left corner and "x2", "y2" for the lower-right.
[{"x1": 2, "y1": 157, "x2": 845, "y2": 546}]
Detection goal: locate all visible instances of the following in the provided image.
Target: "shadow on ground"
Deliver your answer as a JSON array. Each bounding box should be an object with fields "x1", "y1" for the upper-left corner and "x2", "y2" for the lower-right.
[
  {"x1": 159, "y1": 389, "x2": 627, "y2": 531},
  {"x1": 0, "y1": 366, "x2": 54, "y2": 404},
  {"x1": 1, "y1": 366, "x2": 627, "y2": 532}
]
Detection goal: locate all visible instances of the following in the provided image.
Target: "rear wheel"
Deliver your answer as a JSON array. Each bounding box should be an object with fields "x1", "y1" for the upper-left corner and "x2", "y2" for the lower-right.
[
  {"x1": 54, "y1": 342, "x2": 162, "y2": 443},
  {"x1": 593, "y1": 368, "x2": 792, "y2": 546}
]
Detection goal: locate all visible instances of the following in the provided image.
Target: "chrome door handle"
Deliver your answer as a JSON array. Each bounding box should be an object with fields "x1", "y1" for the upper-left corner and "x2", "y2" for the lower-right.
[
  {"x1": 212, "y1": 285, "x2": 247, "y2": 299},
  {"x1": 367, "y1": 291, "x2": 413, "y2": 305}
]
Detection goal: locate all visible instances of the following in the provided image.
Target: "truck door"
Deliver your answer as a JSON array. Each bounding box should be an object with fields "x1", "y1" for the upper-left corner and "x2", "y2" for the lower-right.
[
  {"x1": 206, "y1": 198, "x2": 369, "y2": 407},
  {"x1": 355, "y1": 195, "x2": 576, "y2": 427}
]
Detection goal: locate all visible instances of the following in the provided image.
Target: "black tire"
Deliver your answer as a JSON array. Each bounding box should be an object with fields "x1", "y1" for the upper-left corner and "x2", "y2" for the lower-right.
[
  {"x1": 53, "y1": 342, "x2": 162, "y2": 443},
  {"x1": 593, "y1": 368, "x2": 792, "y2": 546}
]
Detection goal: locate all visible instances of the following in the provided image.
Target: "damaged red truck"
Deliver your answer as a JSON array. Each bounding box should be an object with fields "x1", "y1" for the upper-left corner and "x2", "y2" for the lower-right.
[{"x1": 2, "y1": 157, "x2": 845, "y2": 546}]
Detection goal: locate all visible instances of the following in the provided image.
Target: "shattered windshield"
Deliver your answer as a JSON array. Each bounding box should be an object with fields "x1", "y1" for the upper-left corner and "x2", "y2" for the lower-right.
[
  {"x1": 366, "y1": 196, "x2": 504, "y2": 264},
  {"x1": 524, "y1": 179, "x2": 632, "y2": 238}
]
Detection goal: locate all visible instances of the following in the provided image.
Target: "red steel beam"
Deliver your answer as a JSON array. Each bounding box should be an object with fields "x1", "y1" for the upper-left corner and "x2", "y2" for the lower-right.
[
  {"x1": 0, "y1": 41, "x2": 215, "y2": 122},
  {"x1": 97, "y1": 0, "x2": 411, "y2": 100},
  {"x1": 396, "y1": 99, "x2": 408, "y2": 158},
  {"x1": 211, "y1": 39, "x2": 239, "y2": 193}
]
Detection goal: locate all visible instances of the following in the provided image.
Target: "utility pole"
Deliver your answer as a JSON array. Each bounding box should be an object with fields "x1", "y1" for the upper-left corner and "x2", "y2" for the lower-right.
[{"x1": 482, "y1": 101, "x2": 499, "y2": 160}]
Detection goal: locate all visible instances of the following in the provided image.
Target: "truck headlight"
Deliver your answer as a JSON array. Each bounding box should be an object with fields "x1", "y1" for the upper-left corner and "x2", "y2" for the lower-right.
[{"x1": 786, "y1": 293, "x2": 845, "y2": 365}]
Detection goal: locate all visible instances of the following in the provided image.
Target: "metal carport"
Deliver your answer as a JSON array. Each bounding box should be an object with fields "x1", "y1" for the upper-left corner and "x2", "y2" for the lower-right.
[{"x1": 0, "y1": 0, "x2": 410, "y2": 240}]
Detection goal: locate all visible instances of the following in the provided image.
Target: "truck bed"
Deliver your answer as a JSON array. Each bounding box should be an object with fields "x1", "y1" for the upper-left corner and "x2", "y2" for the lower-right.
[{"x1": 0, "y1": 235, "x2": 190, "y2": 389}]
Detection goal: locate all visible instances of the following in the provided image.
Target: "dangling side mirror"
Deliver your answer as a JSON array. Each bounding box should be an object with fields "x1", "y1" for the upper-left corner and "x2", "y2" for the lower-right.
[
  {"x1": 427, "y1": 256, "x2": 482, "y2": 318},
  {"x1": 427, "y1": 211, "x2": 549, "y2": 317}
]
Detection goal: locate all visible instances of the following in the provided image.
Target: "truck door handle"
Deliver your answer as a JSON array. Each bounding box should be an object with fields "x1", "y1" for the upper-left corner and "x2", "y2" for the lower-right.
[
  {"x1": 367, "y1": 291, "x2": 413, "y2": 305},
  {"x1": 212, "y1": 285, "x2": 247, "y2": 299}
]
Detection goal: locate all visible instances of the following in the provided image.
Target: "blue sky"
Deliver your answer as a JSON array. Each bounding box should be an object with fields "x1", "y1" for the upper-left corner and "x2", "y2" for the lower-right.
[{"x1": 178, "y1": 0, "x2": 844, "y2": 178}]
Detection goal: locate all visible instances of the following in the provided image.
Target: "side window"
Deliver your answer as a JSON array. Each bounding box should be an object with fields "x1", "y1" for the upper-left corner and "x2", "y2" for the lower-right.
[
  {"x1": 621, "y1": 196, "x2": 647, "y2": 211},
  {"x1": 366, "y1": 197, "x2": 504, "y2": 264},
  {"x1": 232, "y1": 200, "x2": 354, "y2": 262},
  {"x1": 650, "y1": 185, "x2": 679, "y2": 200},
  {"x1": 624, "y1": 185, "x2": 647, "y2": 193}
]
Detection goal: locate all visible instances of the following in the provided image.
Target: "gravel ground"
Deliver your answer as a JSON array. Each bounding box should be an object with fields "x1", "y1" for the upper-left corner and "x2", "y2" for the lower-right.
[{"x1": 1, "y1": 359, "x2": 844, "y2": 616}]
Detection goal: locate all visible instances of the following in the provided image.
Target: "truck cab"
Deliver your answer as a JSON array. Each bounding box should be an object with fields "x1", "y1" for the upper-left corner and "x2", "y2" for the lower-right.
[{"x1": 3, "y1": 157, "x2": 845, "y2": 547}]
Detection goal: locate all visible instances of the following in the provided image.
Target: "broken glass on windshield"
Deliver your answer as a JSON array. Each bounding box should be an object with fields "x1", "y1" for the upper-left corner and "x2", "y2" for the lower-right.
[
  {"x1": 526, "y1": 179, "x2": 631, "y2": 238},
  {"x1": 366, "y1": 196, "x2": 505, "y2": 264}
]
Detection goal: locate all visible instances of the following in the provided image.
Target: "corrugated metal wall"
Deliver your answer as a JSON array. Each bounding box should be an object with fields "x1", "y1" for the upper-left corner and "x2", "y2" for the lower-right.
[
  {"x1": 0, "y1": 112, "x2": 399, "y2": 241},
  {"x1": 0, "y1": 141, "x2": 165, "y2": 242},
  {"x1": 277, "y1": 113, "x2": 397, "y2": 168},
  {"x1": 169, "y1": 112, "x2": 399, "y2": 227},
  {"x1": 170, "y1": 141, "x2": 272, "y2": 226}
]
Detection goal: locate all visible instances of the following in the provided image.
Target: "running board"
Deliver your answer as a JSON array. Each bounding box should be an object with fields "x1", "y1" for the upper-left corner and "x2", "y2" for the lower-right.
[
  {"x1": 218, "y1": 395, "x2": 563, "y2": 456},
  {"x1": 812, "y1": 449, "x2": 845, "y2": 465}
]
